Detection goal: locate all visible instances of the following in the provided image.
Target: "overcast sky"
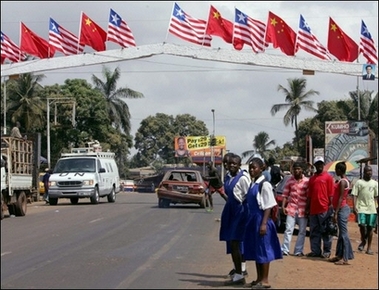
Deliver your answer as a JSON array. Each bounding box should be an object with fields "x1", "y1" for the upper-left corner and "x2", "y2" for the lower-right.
[{"x1": 1, "y1": 1, "x2": 378, "y2": 160}]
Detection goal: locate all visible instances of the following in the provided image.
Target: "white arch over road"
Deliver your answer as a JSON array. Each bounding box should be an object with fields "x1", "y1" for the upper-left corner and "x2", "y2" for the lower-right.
[{"x1": 1, "y1": 43, "x2": 373, "y2": 77}]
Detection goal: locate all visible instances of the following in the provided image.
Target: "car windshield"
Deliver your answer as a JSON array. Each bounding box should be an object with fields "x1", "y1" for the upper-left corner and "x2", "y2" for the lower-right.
[{"x1": 54, "y1": 158, "x2": 96, "y2": 173}]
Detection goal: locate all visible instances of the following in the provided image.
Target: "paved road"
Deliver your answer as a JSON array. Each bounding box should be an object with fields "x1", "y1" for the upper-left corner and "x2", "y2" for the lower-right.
[{"x1": 2, "y1": 192, "x2": 280, "y2": 289}]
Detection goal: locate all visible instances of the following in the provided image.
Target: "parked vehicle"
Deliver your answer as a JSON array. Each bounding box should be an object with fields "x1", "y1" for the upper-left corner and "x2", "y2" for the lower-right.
[
  {"x1": 48, "y1": 141, "x2": 120, "y2": 205},
  {"x1": 273, "y1": 174, "x2": 291, "y2": 232},
  {"x1": 156, "y1": 169, "x2": 206, "y2": 208},
  {"x1": 1, "y1": 136, "x2": 39, "y2": 219},
  {"x1": 348, "y1": 122, "x2": 369, "y2": 136},
  {"x1": 39, "y1": 172, "x2": 45, "y2": 195}
]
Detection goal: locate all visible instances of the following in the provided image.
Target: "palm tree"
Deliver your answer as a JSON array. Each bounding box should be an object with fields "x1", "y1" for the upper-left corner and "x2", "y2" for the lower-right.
[
  {"x1": 242, "y1": 131, "x2": 276, "y2": 162},
  {"x1": 347, "y1": 89, "x2": 378, "y2": 138},
  {"x1": 91, "y1": 66, "x2": 144, "y2": 135},
  {"x1": 271, "y1": 78, "x2": 318, "y2": 153},
  {"x1": 7, "y1": 72, "x2": 46, "y2": 132}
]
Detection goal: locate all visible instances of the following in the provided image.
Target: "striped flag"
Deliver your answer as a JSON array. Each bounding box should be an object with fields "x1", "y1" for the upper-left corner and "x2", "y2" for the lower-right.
[
  {"x1": 295, "y1": 14, "x2": 332, "y2": 60},
  {"x1": 49, "y1": 18, "x2": 84, "y2": 56},
  {"x1": 359, "y1": 20, "x2": 377, "y2": 64},
  {"x1": 168, "y1": 2, "x2": 211, "y2": 46},
  {"x1": 107, "y1": 8, "x2": 136, "y2": 48},
  {"x1": 1, "y1": 31, "x2": 26, "y2": 63},
  {"x1": 233, "y1": 7, "x2": 267, "y2": 52}
]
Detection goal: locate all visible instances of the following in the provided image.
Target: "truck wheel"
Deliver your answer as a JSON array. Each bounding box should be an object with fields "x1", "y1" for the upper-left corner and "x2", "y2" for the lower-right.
[
  {"x1": 49, "y1": 198, "x2": 58, "y2": 205},
  {"x1": 107, "y1": 187, "x2": 116, "y2": 203},
  {"x1": 1, "y1": 194, "x2": 4, "y2": 220},
  {"x1": 15, "y1": 191, "x2": 27, "y2": 216},
  {"x1": 70, "y1": 197, "x2": 79, "y2": 205},
  {"x1": 90, "y1": 187, "x2": 100, "y2": 204}
]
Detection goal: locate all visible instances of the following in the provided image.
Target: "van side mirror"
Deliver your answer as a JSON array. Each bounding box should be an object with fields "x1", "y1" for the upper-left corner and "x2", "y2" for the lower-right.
[{"x1": 99, "y1": 168, "x2": 106, "y2": 173}]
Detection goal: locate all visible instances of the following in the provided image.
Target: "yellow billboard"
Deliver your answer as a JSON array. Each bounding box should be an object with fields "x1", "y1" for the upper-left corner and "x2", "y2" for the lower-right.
[{"x1": 174, "y1": 136, "x2": 226, "y2": 159}]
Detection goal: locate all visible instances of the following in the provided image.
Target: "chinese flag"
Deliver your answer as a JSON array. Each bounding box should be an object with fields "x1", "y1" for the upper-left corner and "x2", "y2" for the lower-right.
[
  {"x1": 206, "y1": 5, "x2": 233, "y2": 44},
  {"x1": 20, "y1": 22, "x2": 53, "y2": 59},
  {"x1": 265, "y1": 11, "x2": 296, "y2": 56},
  {"x1": 327, "y1": 17, "x2": 358, "y2": 62},
  {"x1": 79, "y1": 12, "x2": 107, "y2": 52}
]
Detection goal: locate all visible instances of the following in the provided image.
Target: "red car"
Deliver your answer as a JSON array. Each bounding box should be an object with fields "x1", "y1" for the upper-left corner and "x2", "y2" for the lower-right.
[{"x1": 156, "y1": 169, "x2": 207, "y2": 208}]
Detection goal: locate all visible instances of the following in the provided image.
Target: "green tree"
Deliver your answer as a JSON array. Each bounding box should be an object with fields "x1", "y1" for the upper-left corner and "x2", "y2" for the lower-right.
[
  {"x1": 271, "y1": 78, "x2": 318, "y2": 154},
  {"x1": 6, "y1": 73, "x2": 46, "y2": 132},
  {"x1": 91, "y1": 66, "x2": 144, "y2": 135},
  {"x1": 241, "y1": 131, "x2": 276, "y2": 161},
  {"x1": 133, "y1": 113, "x2": 208, "y2": 167}
]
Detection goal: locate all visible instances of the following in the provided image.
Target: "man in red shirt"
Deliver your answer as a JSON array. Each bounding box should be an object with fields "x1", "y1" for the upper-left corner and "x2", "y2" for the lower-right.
[{"x1": 305, "y1": 156, "x2": 334, "y2": 258}]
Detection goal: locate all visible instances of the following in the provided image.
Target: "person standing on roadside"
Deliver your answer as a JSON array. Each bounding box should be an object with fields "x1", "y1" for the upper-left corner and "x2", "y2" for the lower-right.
[
  {"x1": 243, "y1": 157, "x2": 282, "y2": 289},
  {"x1": 10, "y1": 121, "x2": 23, "y2": 138},
  {"x1": 305, "y1": 156, "x2": 334, "y2": 258},
  {"x1": 328, "y1": 161, "x2": 354, "y2": 265},
  {"x1": 222, "y1": 153, "x2": 248, "y2": 280},
  {"x1": 220, "y1": 154, "x2": 250, "y2": 286},
  {"x1": 351, "y1": 165, "x2": 378, "y2": 255},
  {"x1": 281, "y1": 162, "x2": 309, "y2": 257},
  {"x1": 43, "y1": 168, "x2": 52, "y2": 203},
  {"x1": 204, "y1": 161, "x2": 227, "y2": 211}
]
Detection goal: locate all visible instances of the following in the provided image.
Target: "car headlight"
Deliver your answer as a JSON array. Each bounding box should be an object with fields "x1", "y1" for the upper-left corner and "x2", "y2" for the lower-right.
[
  {"x1": 83, "y1": 180, "x2": 94, "y2": 186},
  {"x1": 49, "y1": 181, "x2": 56, "y2": 186}
]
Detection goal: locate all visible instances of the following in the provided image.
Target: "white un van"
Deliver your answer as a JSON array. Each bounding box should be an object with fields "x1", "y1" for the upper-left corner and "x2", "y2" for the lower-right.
[{"x1": 48, "y1": 142, "x2": 120, "y2": 206}]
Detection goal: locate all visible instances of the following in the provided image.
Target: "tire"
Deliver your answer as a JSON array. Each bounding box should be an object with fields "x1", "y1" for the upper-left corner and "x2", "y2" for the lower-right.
[
  {"x1": 1, "y1": 194, "x2": 4, "y2": 220},
  {"x1": 90, "y1": 187, "x2": 100, "y2": 204},
  {"x1": 15, "y1": 191, "x2": 27, "y2": 216},
  {"x1": 49, "y1": 198, "x2": 58, "y2": 205},
  {"x1": 70, "y1": 197, "x2": 79, "y2": 205},
  {"x1": 162, "y1": 198, "x2": 170, "y2": 208},
  {"x1": 158, "y1": 198, "x2": 164, "y2": 208},
  {"x1": 107, "y1": 187, "x2": 116, "y2": 203}
]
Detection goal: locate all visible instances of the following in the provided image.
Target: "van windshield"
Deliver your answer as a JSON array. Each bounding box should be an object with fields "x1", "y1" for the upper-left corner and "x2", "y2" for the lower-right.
[{"x1": 54, "y1": 158, "x2": 96, "y2": 173}]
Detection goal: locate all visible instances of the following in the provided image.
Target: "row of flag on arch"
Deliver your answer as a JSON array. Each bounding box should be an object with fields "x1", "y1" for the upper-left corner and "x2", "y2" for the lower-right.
[{"x1": 1, "y1": 3, "x2": 377, "y2": 65}]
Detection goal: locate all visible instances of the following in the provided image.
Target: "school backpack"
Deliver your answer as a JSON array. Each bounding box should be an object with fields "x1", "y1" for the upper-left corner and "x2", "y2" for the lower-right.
[
  {"x1": 270, "y1": 165, "x2": 282, "y2": 186},
  {"x1": 258, "y1": 179, "x2": 279, "y2": 224}
]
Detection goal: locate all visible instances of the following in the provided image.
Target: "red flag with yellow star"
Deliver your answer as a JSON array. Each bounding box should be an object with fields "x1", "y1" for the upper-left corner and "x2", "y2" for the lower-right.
[
  {"x1": 79, "y1": 12, "x2": 107, "y2": 51},
  {"x1": 206, "y1": 5, "x2": 233, "y2": 44},
  {"x1": 327, "y1": 17, "x2": 358, "y2": 62},
  {"x1": 265, "y1": 11, "x2": 296, "y2": 56},
  {"x1": 20, "y1": 22, "x2": 53, "y2": 59}
]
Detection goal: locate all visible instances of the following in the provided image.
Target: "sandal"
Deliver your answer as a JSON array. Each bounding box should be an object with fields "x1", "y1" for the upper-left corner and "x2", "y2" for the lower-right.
[
  {"x1": 334, "y1": 260, "x2": 350, "y2": 265},
  {"x1": 328, "y1": 256, "x2": 341, "y2": 262},
  {"x1": 244, "y1": 280, "x2": 258, "y2": 288},
  {"x1": 252, "y1": 282, "x2": 271, "y2": 289}
]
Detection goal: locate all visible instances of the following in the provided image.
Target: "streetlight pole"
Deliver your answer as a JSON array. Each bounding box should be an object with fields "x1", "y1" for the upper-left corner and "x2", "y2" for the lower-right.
[{"x1": 211, "y1": 109, "x2": 215, "y2": 163}]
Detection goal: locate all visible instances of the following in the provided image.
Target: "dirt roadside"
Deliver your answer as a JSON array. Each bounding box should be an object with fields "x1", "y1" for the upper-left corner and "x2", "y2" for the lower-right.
[{"x1": 270, "y1": 221, "x2": 378, "y2": 289}]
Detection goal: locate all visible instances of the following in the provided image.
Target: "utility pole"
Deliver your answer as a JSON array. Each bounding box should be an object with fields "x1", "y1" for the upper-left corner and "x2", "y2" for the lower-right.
[
  {"x1": 47, "y1": 97, "x2": 76, "y2": 168},
  {"x1": 211, "y1": 109, "x2": 215, "y2": 163}
]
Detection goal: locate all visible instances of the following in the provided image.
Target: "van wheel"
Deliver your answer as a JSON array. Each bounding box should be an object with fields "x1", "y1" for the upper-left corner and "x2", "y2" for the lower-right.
[
  {"x1": 15, "y1": 191, "x2": 27, "y2": 216},
  {"x1": 91, "y1": 187, "x2": 100, "y2": 204},
  {"x1": 70, "y1": 197, "x2": 79, "y2": 205},
  {"x1": 107, "y1": 187, "x2": 116, "y2": 203},
  {"x1": 49, "y1": 198, "x2": 58, "y2": 205}
]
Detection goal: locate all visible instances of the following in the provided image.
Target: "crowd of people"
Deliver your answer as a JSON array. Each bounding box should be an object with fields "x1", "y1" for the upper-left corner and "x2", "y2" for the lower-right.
[{"x1": 211, "y1": 153, "x2": 378, "y2": 289}]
